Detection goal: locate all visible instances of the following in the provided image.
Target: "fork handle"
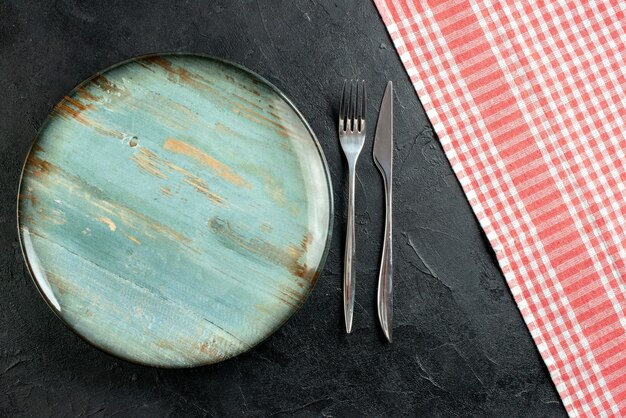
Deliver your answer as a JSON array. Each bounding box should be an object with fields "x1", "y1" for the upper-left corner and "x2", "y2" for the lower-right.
[{"x1": 343, "y1": 166, "x2": 357, "y2": 333}]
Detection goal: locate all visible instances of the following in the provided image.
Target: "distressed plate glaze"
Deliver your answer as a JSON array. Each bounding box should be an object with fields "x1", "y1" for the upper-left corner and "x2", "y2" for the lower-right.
[{"x1": 17, "y1": 54, "x2": 332, "y2": 368}]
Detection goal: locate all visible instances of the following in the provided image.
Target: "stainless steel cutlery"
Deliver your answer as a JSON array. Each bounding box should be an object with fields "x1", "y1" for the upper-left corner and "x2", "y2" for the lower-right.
[
  {"x1": 373, "y1": 81, "x2": 394, "y2": 342},
  {"x1": 338, "y1": 80, "x2": 366, "y2": 334},
  {"x1": 338, "y1": 80, "x2": 393, "y2": 341}
]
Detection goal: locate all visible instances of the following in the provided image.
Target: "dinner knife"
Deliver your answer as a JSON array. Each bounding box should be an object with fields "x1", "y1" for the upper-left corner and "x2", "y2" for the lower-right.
[{"x1": 373, "y1": 81, "x2": 393, "y2": 342}]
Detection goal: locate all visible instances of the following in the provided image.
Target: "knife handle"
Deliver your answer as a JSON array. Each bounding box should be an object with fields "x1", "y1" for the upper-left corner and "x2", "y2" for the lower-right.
[
  {"x1": 377, "y1": 176, "x2": 393, "y2": 342},
  {"x1": 343, "y1": 166, "x2": 357, "y2": 334}
]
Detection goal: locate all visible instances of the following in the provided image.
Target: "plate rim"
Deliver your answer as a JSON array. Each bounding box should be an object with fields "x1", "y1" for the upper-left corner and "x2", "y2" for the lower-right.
[{"x1": 15, "y1": 52, "x2": 335, "y2": 368}]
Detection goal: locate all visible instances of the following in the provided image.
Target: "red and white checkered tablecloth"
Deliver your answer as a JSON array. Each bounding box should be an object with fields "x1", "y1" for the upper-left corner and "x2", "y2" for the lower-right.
[{"x1": 372, "y1": 0, "x2": 626, "y2": 416}]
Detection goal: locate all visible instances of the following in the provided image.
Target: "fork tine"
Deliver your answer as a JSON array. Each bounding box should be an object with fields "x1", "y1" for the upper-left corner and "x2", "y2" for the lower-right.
[
  {"x1": 353, "y1": 81, "x2": 357, "y2": 131},
  {"x1": 356, "y1": 80, "x2": 365, "y2": 131},
  {"x1": 349, "y1": 79, "x2": 355, "y2": 131},
  {"x1": 339, "y1": 80, "x2": 347, "y2": 131},
  {"x1": 355, "y1": 81, "x2": 360, "y2": 131},
  {"x1": 361, "y1": 80, "x2": 366, "y2": 129}
]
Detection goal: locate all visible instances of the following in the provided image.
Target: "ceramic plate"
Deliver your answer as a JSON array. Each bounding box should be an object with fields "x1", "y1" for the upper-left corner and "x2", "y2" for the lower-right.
[{"x1": 17, "y1": 54, "x2": 332, "y2": 368}]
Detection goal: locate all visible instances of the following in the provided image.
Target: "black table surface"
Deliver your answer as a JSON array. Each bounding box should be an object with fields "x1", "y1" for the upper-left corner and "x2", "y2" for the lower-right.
[{"x1": 0, "y1": 1, "x2": 567, "y2": 416}]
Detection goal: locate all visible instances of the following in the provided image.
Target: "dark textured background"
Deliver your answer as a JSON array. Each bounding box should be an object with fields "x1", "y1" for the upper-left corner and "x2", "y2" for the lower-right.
[{"x1": 0, "y1": 1, "x2": 567, "y2": 416}]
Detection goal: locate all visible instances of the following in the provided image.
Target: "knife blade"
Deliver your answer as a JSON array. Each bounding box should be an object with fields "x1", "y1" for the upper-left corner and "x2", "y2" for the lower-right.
[{"x1": 373, "y1": 81, "x2": 393, "y2": 342}]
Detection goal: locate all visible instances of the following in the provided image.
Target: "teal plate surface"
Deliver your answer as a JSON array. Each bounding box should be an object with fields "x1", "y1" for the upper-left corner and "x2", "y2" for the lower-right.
[{"x1": 17, "y1": 54, "x2": 333, "y2": 368}]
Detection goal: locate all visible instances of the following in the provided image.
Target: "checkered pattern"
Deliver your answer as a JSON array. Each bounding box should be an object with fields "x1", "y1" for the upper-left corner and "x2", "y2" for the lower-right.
[{"x1": 373, "y1": 0, "x2": 626, "y2": 416}]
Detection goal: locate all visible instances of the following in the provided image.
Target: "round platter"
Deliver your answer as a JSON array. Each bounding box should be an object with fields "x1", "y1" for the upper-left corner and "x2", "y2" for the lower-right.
[{"x1": 17, "y1": 54, "x2": 332, "y2": 368}]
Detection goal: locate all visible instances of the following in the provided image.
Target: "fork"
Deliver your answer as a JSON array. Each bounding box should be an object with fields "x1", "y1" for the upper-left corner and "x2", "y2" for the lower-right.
[{"x1": 338, "y1": 80, "x2": 366, "y2": 334}]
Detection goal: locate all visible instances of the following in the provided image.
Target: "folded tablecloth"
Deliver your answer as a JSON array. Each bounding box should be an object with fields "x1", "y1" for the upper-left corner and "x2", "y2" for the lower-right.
[{"x1": 373, "y1": 1, "x2": 626, "y2": 416}]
